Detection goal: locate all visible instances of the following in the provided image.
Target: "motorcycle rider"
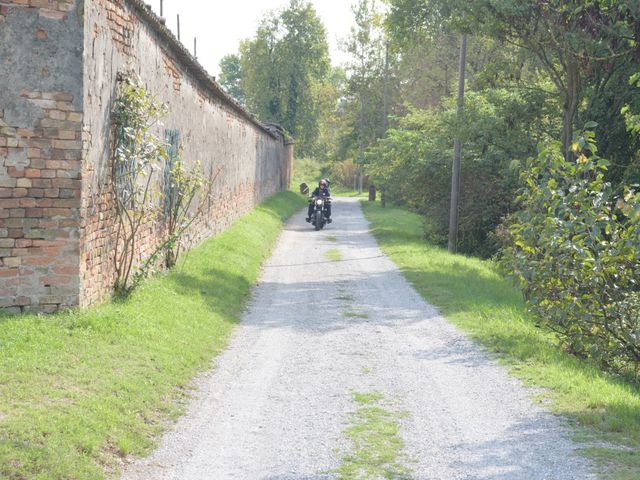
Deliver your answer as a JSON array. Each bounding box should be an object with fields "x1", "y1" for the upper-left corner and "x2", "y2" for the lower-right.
[{"x1": 306, "y1": 179, "x2": 332, "y2": 223}]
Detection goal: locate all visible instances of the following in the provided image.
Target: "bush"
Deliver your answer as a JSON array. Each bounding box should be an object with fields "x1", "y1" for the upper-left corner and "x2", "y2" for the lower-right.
[
  {"x1": 500, "y1": 131, "x2": 640, "y2": 377},
  {"x1": 367, "y1": 88, "x2": 538, "y2": 257},
  {"x1": 292, "y1": 157, "x2": 327, "y2": 189},
  {"x1": 328, "y1": 158, "x2": 355, "y2": 189}
]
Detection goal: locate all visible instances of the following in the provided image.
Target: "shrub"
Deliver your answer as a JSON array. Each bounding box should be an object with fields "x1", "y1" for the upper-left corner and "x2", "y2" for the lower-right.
[
  {"x1": 111, "y1": 72, "x2": 168, "y2": 294},
  {"x1": 367, "y1": 88, "x2": 537, "y2": 257},
  {"x1": 500, "y1": 130, "x2": 640, "y2": 377},
  {"x1": 111, "y1": 72, "x2": 210, "y2": 295}
]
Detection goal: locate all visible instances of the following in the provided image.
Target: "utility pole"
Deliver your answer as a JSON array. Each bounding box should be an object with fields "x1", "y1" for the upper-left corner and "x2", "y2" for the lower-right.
[
  {"x1": 383, "y1": 40, "x2": 390, "y2": 132},
  {"x1": 177, "y1": 14, "x2": 180, "y2": 41},
  {"x1": 448, "y1": 34, "x2": 467, "y2": 254},
  {"x1": 194, "y1": 37, "x2": 197, "y2": 59},
  {"x1": 160, "y1": 0, "x2": 163, "y2": 17},
  {"x1": 358, "y1": 94, "x2": 365, "y2": 194}
]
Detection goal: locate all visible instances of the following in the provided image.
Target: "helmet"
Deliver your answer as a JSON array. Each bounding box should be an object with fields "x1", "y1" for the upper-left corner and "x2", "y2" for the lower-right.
[{"x1": 319, "y1": 179, "x2": 327, "y2": 187}]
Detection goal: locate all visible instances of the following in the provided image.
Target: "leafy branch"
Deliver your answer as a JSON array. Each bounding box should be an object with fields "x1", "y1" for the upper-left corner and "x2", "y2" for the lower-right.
[{"x1": 111, "y1": 71, "x2": 215, "y2": 296}]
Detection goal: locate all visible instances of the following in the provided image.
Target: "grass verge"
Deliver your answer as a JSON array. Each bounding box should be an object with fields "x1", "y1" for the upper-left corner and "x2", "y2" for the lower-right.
[
  {"x1": 335, "y1": 391, "x2": 410, "y2": 480},
  {"x1": 361, "y1": 201, "x2": 640, "y2": 480},
  {"x1": 331, "y1": 188, "x2": 369, "y2": 198},
  {"x1": 0, "y1": 191, "x2": 305, "y2": 480}
]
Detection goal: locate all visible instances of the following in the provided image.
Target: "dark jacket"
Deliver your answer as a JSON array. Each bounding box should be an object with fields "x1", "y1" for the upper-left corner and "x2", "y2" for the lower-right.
[{"x1": 311, "y1": 187, "x2": 330, "y2": 197}]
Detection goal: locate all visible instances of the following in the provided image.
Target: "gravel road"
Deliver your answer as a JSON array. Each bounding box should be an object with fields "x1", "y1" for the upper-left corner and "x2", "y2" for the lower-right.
[{"x1": 120, "y1": 197, "x2": 596, "y2": 480}]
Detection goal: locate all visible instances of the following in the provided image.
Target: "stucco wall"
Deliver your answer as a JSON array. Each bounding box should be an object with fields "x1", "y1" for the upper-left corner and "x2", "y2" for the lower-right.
[{"x1": 0, "y1": 0, "x2": 292, "y2": 312}]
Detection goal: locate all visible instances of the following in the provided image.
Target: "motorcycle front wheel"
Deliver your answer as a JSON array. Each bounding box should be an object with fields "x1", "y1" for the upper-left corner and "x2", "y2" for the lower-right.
[{"x1": 314, "y1": 210, "x2": 323, "y2": 231}]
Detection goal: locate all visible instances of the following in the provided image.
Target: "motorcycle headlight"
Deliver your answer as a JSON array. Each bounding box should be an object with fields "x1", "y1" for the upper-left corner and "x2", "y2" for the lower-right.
[{"x1": 316, "y1": 199, "x2": 323, "y2": 206}]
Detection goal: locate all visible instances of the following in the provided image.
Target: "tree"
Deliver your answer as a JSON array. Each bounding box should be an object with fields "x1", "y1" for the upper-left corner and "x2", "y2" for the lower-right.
[
  {"x1": 239, "y1": 0, "x2": 330, "y2": 156},
  {"x1": 218, "y1": 54, "x2": 245, "y2": 104},
  {"x1": 367, "y1": 87, "x2": 543, "y2": 257},
  {"x1": 387, "y1": 0, "x2": 640, "y2": 158},
  {"x1": 339, "y1": 0, "x2": 398, "y2": 189},
  {"x1": 315, "y1": 67, "x2": 348, "y2": 162}
]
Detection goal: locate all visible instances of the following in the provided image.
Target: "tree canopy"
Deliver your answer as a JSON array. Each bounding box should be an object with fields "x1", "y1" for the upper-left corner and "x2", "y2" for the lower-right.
[{"x1": 218, "y1": 0, "x2": 330, "y2": 156}]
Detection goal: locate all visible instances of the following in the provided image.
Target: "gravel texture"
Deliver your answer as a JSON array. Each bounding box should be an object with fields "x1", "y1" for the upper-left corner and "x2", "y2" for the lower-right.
[{"x1": 120, "y1": 197, "x2": 596, "y2": 480}]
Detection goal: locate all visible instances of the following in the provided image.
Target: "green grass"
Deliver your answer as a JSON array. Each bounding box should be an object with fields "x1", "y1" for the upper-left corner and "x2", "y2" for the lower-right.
[
  {"x1": 361, "y1": 200, "x2": 640, "y2": 480},
  {"x1": 336, "y1": 294, "x2": 355, "y2": 302},
  {"x1": 342, "y1": 311, "x2": 370, "y2": 319},
  {"x1": 325, "y1": 248, "x2": 342, "y2": 262},
  {"x1": 331, "y1": 187, "x2": 369, "y2": 198},
  {"x1": 335, "y1": 391, "x2": 410, "y2": 480},
  {"x1": 0, "y1": 191, "x2": 305, "y2": 480},
  {"x1": 291, "y1": 157, "x2": 324, "y2": 193}
]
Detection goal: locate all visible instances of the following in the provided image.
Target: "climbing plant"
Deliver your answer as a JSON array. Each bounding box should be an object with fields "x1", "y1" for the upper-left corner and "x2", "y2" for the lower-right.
[
  {"x1": 111, "y1": 72, "x2": 167, "y2": 295},
  {"x1": 111, "y1": 71, "x2": 212, "y2": 295}
]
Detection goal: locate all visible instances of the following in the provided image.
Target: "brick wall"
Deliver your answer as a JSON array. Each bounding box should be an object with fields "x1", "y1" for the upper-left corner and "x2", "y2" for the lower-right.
[
  {"x1": 80, "y1": 0, "x2": 291, "y2": 307},
  {"x1": 0, "y1": 0, "x2": 292, "y2": 312},
  {"x1": 0, "y1": 0, "x2": 84, "y2": 312}
]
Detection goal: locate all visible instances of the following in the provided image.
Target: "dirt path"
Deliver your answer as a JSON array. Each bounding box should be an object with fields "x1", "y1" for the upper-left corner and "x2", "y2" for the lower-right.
[{"x1": 120, "y1": 197, "x2": 595, "y2": 480}]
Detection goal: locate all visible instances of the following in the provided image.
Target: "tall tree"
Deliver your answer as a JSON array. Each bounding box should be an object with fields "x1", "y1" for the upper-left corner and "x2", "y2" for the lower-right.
[
  {"x1": 239, "y1": 0, "x2": 330, "y2": 156},
  {"x1": 387, "y1": 0, "x2": 640, "y2": 158},
  {"x1": 218, "y1": 54, "x2": 245, "y2": 104},
  {"x1": 340, "y1": 0, "x2": 398, "y2": 189}
]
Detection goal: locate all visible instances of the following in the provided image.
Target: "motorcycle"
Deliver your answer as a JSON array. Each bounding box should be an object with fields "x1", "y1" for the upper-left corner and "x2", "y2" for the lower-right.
[{"x1": 309, "y1": 195, "x2": 331, "y2": 231}]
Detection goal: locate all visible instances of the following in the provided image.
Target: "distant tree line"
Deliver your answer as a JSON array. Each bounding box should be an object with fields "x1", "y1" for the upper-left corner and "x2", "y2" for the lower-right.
[{"x1": 219, "y1": 0, "x2": 640, "y2": 376}]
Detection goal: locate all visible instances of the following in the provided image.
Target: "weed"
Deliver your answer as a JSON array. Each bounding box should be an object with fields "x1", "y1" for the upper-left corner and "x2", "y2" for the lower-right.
[
  {"x1": 325, "y1": 249, "x2": 342, "y2": 262},
  {"x1": 342, "y1": 311, "x2": 369, "y2": 319},
  {"x1": 335, "y1": 391, "x2": 410, "y2": 480}
]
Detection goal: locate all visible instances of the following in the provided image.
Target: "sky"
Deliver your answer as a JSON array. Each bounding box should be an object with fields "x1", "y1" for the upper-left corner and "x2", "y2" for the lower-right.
[{"x1": 146, "y1": 0, "x2": 358, "y2": 77}]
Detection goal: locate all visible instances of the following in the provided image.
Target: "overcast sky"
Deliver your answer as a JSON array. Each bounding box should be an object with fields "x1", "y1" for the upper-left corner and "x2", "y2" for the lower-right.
[{"x1": 146, "y1": 0, "x2": 358, "y2": 76}]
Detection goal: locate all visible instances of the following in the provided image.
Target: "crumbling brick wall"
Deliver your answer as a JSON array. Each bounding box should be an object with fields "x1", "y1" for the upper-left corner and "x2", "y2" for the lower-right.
[
  {"x1": 0, "y1": 0, "x2": 84, "y2": 312},
  {"x1": 0, "y1": 0, "x2": 293, "y2": 312}
]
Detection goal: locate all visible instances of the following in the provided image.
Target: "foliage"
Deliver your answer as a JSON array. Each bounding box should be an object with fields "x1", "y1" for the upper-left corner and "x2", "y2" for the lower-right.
[
  {"x1": 218, "y1": 54, "x2": 245, "y2": 104},
  {"x1": 500, "y1": 131, "x2": 640, "y2": 376},
  {"x1": 622, "y1": 73, "x2": 640, "y2": 135},
  {"x1": 620, "y1": 72, "x2": 640, "y2": 185},
  {"x1": 367, "y1": 87, "x2": 542, "y2": 256},
  {"x1": 291, "y1": 157, "x2": 329, "y2": 190},
  {"x1": 329, "y1": 158, "x2": 363, "y2": 190},
  {"x1": 387, "y1": 0, "x2": 640, "y2": 159},
  {"x1": 314, "y1": 66, "x2": 349, "y2": 162},
  {"x1": 0, "y1": 192, "x2": 305, "y2": 480},
  {"x1": 238, "y1": 0, "x2": 330, "y2": 156},
  {"x1": 111, "y1": 72, "x2": 211, "y2": 295},
  {"x1": 362, "y1": 200, "x2": 640, "y2": 478},
  {"x1": 339, "y1": 0, "x2": 396, "y2": 171},
  {"x1": 163, "y1": 160, "x2": 215, "y2": 268},
  {"x1": 111, "y1": 72, "x2": 168, "y2": 295}
]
